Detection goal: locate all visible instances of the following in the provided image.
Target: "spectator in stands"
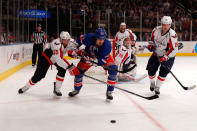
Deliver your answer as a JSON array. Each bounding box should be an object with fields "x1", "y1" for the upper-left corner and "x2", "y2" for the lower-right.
[{"x1": 0, "y1": 27, "x2": 7, "y2": 45}]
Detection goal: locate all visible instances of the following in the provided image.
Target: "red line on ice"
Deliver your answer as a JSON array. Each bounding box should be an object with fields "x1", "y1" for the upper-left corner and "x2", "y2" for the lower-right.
[{"x1": 122, "y1": 92, "x2": 167, "y2": 131}]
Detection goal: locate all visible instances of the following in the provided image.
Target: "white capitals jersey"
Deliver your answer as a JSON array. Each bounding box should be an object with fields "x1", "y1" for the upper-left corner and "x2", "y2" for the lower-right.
[
  {"x1": 114, "y1": 29, "x2": 137, "y2": 45},
  {"x1": 151, "y1": 26, "x2": 178, "y2": 57},
  {"x1": 44, "y1": 38, "x2": 78, "y2": 69}
]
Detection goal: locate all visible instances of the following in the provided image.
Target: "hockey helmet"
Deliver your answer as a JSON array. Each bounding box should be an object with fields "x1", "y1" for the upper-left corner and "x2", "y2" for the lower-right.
[
  {"x1": 161, "y1": 16, "x2": 172, "y2": 25},
  {"x1": 95, "y1": 28, "x2": 107, "y2": 39},
  {"x1": 120, "y1": 22, "x2": 126, "y2": 26},
  {"x1": 60, "y1": 31, "x2": 71, "y2": 40}
]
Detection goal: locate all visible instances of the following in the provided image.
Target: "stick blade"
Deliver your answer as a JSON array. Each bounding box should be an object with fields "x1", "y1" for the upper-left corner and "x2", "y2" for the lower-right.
[
  {"x1": 146, "y1": 95, "x2": 159, "y2": 100},
  {"x1": 188, "y1": 85, "x2": 196, "y2": 90}
]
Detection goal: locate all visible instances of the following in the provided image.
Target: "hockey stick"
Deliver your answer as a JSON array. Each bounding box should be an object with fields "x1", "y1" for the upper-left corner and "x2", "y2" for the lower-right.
[
  {"x1": 83, "y1": 74, "x2": 159, "y2": 100},
  {"x1": 76, "y1": 55, "x2": 137, "y2": 73},
  {"x1": 162, "y1": 64, "x2": 196, "y2": 90}
]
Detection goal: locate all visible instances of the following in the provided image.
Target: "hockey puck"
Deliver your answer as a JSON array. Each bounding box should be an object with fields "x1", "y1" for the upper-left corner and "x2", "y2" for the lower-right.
[{"x1": 110, "y1": 120, "x2": 116, "y2": 123}]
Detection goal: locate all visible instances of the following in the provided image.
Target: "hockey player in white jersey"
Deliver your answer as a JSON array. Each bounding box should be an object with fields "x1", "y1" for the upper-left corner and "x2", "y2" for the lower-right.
[
  {"x1": 146, "y1": 16, "x2": 178, "y2": 95},
  {"x1": 18, "y1": 31, "x2": 80, "y2": 96},
  {"x1": 115, "y1": 37, "x2": 146, "y2": 81},
  {"x1": 113, "y1": 22, "x2": 137, "y2": 58}
]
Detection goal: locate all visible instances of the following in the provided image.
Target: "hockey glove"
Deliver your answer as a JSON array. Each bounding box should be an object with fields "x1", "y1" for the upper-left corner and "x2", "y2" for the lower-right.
[
  {"x1": 147, "y1": 41, "x2": 155, "y2": 52},
  {"x1": 160, "y1": 55, "x2": 168, "y2": 63},
  {"x1": 147, "y1": 44, "x2": 154, "y2": 52},
  {"x1": 67, "y1": 63, "x2": 80, "y2": 76},
  {"x1": 84, "y1": 56, "x2": 98, "y2": 66},
  {"x1": 68, "y1": 49, "x2": 85, "y2": 58},
  {"x1": 178, "y1": 42, "x2": 183, "y2": 50}
]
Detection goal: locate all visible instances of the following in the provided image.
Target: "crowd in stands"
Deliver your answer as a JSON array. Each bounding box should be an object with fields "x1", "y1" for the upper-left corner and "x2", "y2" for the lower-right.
[{"x1": 0, "y1": 0, "x2": 197, "y2": 45}]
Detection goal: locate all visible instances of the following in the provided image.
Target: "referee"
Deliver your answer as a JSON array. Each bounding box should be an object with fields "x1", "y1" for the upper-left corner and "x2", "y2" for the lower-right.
[{"x1": 31, "y1": 24, "x2": 47, "y2": 67}]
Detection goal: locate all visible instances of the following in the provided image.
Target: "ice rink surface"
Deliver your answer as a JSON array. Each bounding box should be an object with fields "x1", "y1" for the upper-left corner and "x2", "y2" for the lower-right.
[{"x1": 0, "y1": 56, "x2": 197, "y2": 131}]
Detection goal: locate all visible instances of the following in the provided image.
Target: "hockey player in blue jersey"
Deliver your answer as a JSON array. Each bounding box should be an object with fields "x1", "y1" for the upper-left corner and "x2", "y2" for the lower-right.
[{"x1": 68, "y1": 28, "x2": 118, "y2": 100}]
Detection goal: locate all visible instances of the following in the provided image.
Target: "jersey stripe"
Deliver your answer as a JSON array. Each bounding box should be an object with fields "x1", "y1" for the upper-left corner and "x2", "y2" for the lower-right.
[
  {"x1": 166, "y1": 38, "x2": 174, "y2": 56},
  {"x1": 121, "y1": 52, "x2": 128, "y2": 63}
]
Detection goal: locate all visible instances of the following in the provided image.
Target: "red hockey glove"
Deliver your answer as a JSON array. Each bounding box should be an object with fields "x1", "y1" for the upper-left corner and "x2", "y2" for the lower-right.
[
  {"x1": 131, "y1": 42, "x2": 136, "y2": 47},
  {"x1": 160, "y1": 55, "x2": 168, "y2": 63},
  {"x1": 67, "y1": 63, "x2": 80, "y2": 76},
  {"x1": 76, "y1": 49, "x2": 85, "y2": 57},
  {"x1": 68, "y1": 50, "x2": 77, "y2": 58},
  {"x1": 68, "y1": 49, "x2": 85, "y2": 58},
  {"x1": 147, "y1": 44, "x2": 154, "y2": 52}
]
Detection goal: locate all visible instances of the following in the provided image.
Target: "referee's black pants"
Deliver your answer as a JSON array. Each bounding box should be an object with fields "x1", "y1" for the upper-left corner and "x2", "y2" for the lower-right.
[{"x1": 32, "y1": 44, "x2": 43, "y2": 66}]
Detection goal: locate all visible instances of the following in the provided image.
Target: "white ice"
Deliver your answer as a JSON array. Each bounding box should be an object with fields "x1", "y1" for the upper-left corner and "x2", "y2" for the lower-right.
[{"x1": 0, "y1": 56, "x2": 197, "y2": 131}]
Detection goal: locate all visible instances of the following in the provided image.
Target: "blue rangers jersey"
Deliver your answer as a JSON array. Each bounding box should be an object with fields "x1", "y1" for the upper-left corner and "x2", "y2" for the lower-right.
[{"x1": 76, "y1": 33, "x2": 112, "y2": 65}]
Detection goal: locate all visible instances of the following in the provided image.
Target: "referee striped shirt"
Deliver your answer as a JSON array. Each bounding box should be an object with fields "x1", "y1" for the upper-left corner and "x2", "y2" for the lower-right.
[{"x1": 31, "y1": 30, "x2": 47, "y2": 44}]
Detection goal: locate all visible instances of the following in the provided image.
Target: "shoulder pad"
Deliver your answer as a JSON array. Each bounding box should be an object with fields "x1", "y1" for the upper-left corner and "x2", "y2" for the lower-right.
[
  {"x1": 51, "y1": 38, "x2": 61, "y2": 45},
  {"x1": 169, "y1": 28, "x2": 177, "y2": 38},
  {"x1": 126, "y1": 29, "x2": 132, "y2": 32}
]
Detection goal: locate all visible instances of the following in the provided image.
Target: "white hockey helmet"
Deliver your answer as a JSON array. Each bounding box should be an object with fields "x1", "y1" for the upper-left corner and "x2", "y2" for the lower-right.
[
  {"x1": 60, "y1": 31, "x2": 71, "y2": 40},
  {"x1": 161, "y1": 16, "x2": 172, "y2": 25},
  {"x1": 120, "y1": 22, "x2": 126, "y2": 26}
]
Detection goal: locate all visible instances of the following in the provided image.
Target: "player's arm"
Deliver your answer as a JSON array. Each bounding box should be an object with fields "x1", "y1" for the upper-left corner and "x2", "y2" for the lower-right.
[
  {"x1": 113, "y1": 33, "x2": 121, "y2": 49},
  {"x1": 43, "y1": 41, "x2": 50, "y2": 51},
  {"x1": 147, "y1": 28, "x2": 156, "y2": 52},
  {"x1": 67, "y1": 35, "x2": 85, "y2": 58},
  {"x1": 127, "y1": 29, "x2": 137, "y2": 42}
]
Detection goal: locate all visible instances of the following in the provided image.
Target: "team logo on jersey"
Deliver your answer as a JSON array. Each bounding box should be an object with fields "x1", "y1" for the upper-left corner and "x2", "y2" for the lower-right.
[
  {"x1": 172, "y1": 34, "x2": 177, "y2": 38},
  {"x1": 101, "y1": 32, "x2": 104, "y2": 35}
]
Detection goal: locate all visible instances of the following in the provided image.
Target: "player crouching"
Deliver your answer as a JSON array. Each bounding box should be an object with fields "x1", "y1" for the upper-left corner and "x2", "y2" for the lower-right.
[
  {"x1": 18, "y1": 31, "x2": 80, "y2": 96},
  {"x1": 115, "y1": 37, "x2": 146, "y2": 81},
  {"x1": 68, "y1": 28, "x2": 117, "y2": 100},
  {"x1": 146, "y1": 16, "x2": 178, "y2": 95}
]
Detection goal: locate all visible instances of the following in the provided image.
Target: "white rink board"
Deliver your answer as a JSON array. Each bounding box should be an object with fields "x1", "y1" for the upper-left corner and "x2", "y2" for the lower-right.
[{"x1": 0, "y1": 44, "x2": 33, "y2": 73}]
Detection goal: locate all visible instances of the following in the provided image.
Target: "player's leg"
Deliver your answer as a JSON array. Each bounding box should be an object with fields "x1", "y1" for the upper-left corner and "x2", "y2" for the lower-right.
[
  {"x1": 53, "y1": 59, "x2": 68, "y2": 96},
  {"x1": 68, "y1": 59, "x2": 92, "y2": 97},
  {"x1": 18, "y1": 54, "x2": 50, "y2": 93},
  {"x1": 155, "y1": 57, "x2": 175, "y2": 94},
  {"x1": 146, "y1": 54, "x2": 160, "y2": 91},
  {"x1": 105, "y1": 55, "x2": 118, "y2": 100}
]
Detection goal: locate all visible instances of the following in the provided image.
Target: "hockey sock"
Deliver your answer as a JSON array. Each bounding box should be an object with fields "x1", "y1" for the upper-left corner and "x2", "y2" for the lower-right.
[
  {"x1": 55, "y1": 75, "x2": 64, "y2": 90},
  {"x1": 24, "y1": 79, "x2": 35, "y2": 89},
  {"x1": 156, "y1": 76, "x2": 165, "y2": 88},
  {"x1": 149, "y1": 75, "x2": 156, "y2": 85},
  {"x1": 74, "y1": 74, "x2": 83, "y2": 91}
]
